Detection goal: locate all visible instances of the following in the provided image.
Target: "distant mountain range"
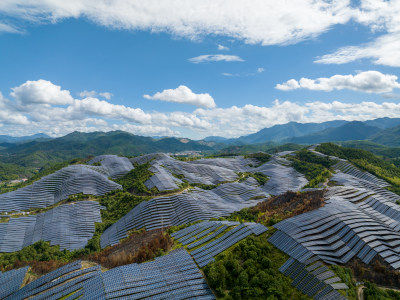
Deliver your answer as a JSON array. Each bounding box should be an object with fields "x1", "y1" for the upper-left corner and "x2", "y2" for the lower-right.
[
  {"x1": 1, "y1": 117, "x2": 400, "y2": 171},
  {"x1": 205, "y1": 118, "x2": 400, "y2": 146},
  {"x1": 285, "y1": 121, "x2": 381, "y2": 144},
  {"x1": 0, "y1": 133, "x2": 51, "y2": 144},
  {"x1": 0, "y1": 131, "x2": 212, "y2": 169}
]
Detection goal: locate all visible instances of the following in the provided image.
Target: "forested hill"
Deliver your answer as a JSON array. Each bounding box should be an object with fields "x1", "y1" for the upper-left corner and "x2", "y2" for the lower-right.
[{"x1": 0, "y1": 131, "x2": 212, "y2": 170}]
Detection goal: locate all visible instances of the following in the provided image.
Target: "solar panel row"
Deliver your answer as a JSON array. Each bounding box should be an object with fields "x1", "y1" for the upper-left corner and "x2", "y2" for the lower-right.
[
  {"x1": 0, "y1": 266, "x2": 29, "y2": 299},
  {"x1": 88, "y1": 155, "x2": 134, "y2": 179},
  {"x1": 172, "y1": 221, "x2": 268, "y2": 267},
  {"x1": 0, "y1": 164, "x2": 121, "y2": 213},
  {"x1": 278, "y1": 257, "x2": 348, "y2": 300},
  {"x1": 270, "y1": 198, "x2": 400, "y2": 271},
  {"x1": 101, "y1": 184, "x2": 266, "y2": 248},
  {"x1": 0, "y1": 201, "x2": 102, "y2": 252}
]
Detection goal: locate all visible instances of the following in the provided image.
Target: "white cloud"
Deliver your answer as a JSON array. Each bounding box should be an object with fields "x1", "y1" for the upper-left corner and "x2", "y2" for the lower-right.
[
  {"x1": 79, "y1": 90, "x2": 97, "y2": 98},
  {"x1": 218, "y1": 44, "x2": 229, "y2": 50},
  {"x1": 315, "y1": 1, "x2": 400, "y2": 67},
  {"x1": 2, "y1": 1, "x2": 400, "y2": 67},
  {"x1": 99, "y1": 92, "x2": 113, "y2": 100},
  {"x1": 0, "y1": 0, "x2": 354, "y2": 45},
  {"x1": 382, "y1": 93, "x2": 400, "y2": 100},
  {"x1": 0, "y1": 22, "x2": 21, "y2": 33},
  {"x1": 3, "y1": 79, "x2": 400, "y2": 139},
  {"x1": 276, "y1": 71, "x2": 400, "y2": 93},
  {"x1": 79, "y1": 90, "x2": 113, "y2": 99},
  {"x1": 144, "y1": 85, "x2": 216, "y2": 108},
  {"x1": 192, "y1": 99, "x2": 400, "y2": 138},
  {"x1": 188, "y1": 54, "x2": 244, "y2": 64},
  {"x1": 222, "y1": 68, "x2": 265, "y2": 77},
  {"x1": 11, "y1": 79, "x2": 74, "y2": 105},
  {"x1": 71, "y1": 97, "x2": 152, "y2": 124},
  {"x1": 315, "y1": 33, "x2": 400, "y2": 67}
]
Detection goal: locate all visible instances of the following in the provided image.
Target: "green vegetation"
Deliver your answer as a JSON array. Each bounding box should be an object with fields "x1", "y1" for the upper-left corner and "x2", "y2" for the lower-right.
[
  {"x1": 330, "y1": 265, "x2": 357, "y2": 299},
  {"x1": 204, "y1": 233, "x2": 308, "y2": 299},
  {"x1": 244, "y1": 152, "x2": 271, "y2": 166},
  {"x1": 99, "y1": 191, "x2": 150, "y2": 226},
  {"x1": 0, "y1": 158, "x2": 86, "y2": 194},
  {"x1": 317, "y1": 143, "x2": 400, "y2": 191},
  {"x1": 288, "y1": 149, "x2": 334, "y2": 188},
  {"x1": 116, "y1": 162, "x2": 155, "y2": 195},
  {"x1": 0, "y1": 240, "x2": 81, "y2": 273},
  {"x1": 0, "y1": 161, "x2": 33, "y2": 181},
  {"x1": 238, "y1": 172, "x2": 269, "y2": 186},
  {"x1": 339, "y1": 140, "x2": 400, "y2": 161},
  {"x1": 0, "y1": 131, "x2": 211, "y2": 173},
  {"x1": 363, "y1": 282, "x2": 400, "y2": 300},
  {"x1": 219, "y1": 143, "x2": 303, "y2": 156}
]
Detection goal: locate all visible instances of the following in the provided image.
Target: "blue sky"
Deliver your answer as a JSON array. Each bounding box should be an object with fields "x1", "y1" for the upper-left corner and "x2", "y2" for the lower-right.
[{"x1": 0, "y1": 1, "x2": 400, "y2": 139}]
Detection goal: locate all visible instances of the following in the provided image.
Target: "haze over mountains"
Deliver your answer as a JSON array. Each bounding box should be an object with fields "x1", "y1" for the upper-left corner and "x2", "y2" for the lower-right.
[
  {"x1": 1, "y1": 117, "x2": 400, "y2": 174},
  {"x1": 206, "y1": 117, "x2": 400, "y2": 146}
]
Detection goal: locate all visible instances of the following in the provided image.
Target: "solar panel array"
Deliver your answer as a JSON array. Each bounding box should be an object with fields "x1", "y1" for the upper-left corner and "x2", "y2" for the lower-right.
[
  {"x1": 0, "y1": 164, "x2": 121, "y2": 213},
  {"x1": 131, "y1": 153, "x2": 239, "y2": 185},
  {"x1": 145, "y1": 163, "x2": 183, "y2": 191},
  {"x1": 88, "y1": 155, "x2": 134, "y2": 178},
  {"x1": 269, "y1": 198, "x2": 400, "y2": 270},
  {"x1": 334, "y1": 160, "x2": 390, "y2": 188},
  {"x1": 0, "y1": 266, "x2": 28, "y2": 299},
  {"x1": 101, "y1": 184, "x2": 267, "y2": 248},
  {"x1": 190, "y1": 157, "x2": 257, "y2": 172},
  {"x1": 279, "y1": 257, "x2": 348, "y2": 300},
  {"x1": 171, "y1": 221, "x2": 268, "y2": 267},
  {"x1": 80, "y1": 248, "x2": 215, "y2": 299},
  {"x1": 254, "y1": 157, "x2": 308, "y2": 195},
  {"x1": 6, "y1": 260, "x2": 101, "y2": 300},
  {"x1": 0, "y1": 201, "x2": 102, "y2": 252}
]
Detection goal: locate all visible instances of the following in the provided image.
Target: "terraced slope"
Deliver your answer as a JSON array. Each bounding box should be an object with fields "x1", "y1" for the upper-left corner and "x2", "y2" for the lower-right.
[
  {"x1": 0, "y1": 165, "x2": 121, "y2": 212},
  {"x1": 255, "y1": 156, "x2": 308, "y2": 195},
  {"x1": 0, "y1": 266, "x2": 29, "y2": 299},
  {"x1": 131, "y1": 153, "x2": 240, "y2": 187},
  {"x1": 0, "y1": 201, "x2": 101, "y2": 252},
  {"x1": 100, "y1": 184, "x2": 268, "y2": 248},
  {"x1": 278, "y1": 257, "x2": 348, "y2": 300},
  {"x1": 5, "y1": 260, "x2": 101, "y2": 300},
  {"x1": 87, "y1": 154, "x2": 134, "y2": 179},
  {"x1": 4, "y1": 250, "x2": 215, "y2": 299},
  {"x1": 270, "y1": 197, "x2": 400, "y2": 270},
  {"x1": 81, "y1": 248, "x2": 215, "y2": 299},
  {"x1": 171, "y1": 221, "x2": 268, "y2": 267}
]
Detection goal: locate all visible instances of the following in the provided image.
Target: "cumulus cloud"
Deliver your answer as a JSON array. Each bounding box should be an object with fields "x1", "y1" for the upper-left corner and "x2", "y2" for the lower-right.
[
  {"x1": 188, "y1": 54, "x2": 244, "y2": 64},
  {"x1": 382, "y1": 93, "x2": 400, "y2": 100},
  {"x1": 3, "y1": 79, "x2": 400, "y2": 139},
  {"x1": 276, "y1": 71, "x2": 400, "y2": 93},
  {"x1": 218, "y1": 44, "x2": 229, "y2": 50},
  {"x1": 144, "y1": 85, "x2": 216, "y2": 108},
  {"x1": 193, "y1": 100, "x2": 400, "y2": 138},
  {"x1": 11, "y1": 79, "x2": 74, "y2": 105}
]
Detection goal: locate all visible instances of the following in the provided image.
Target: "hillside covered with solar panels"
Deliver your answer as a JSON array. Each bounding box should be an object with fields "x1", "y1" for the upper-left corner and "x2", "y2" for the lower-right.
[{"x1": 2, "y1": 144, "x2": 400, "y2": 299}]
